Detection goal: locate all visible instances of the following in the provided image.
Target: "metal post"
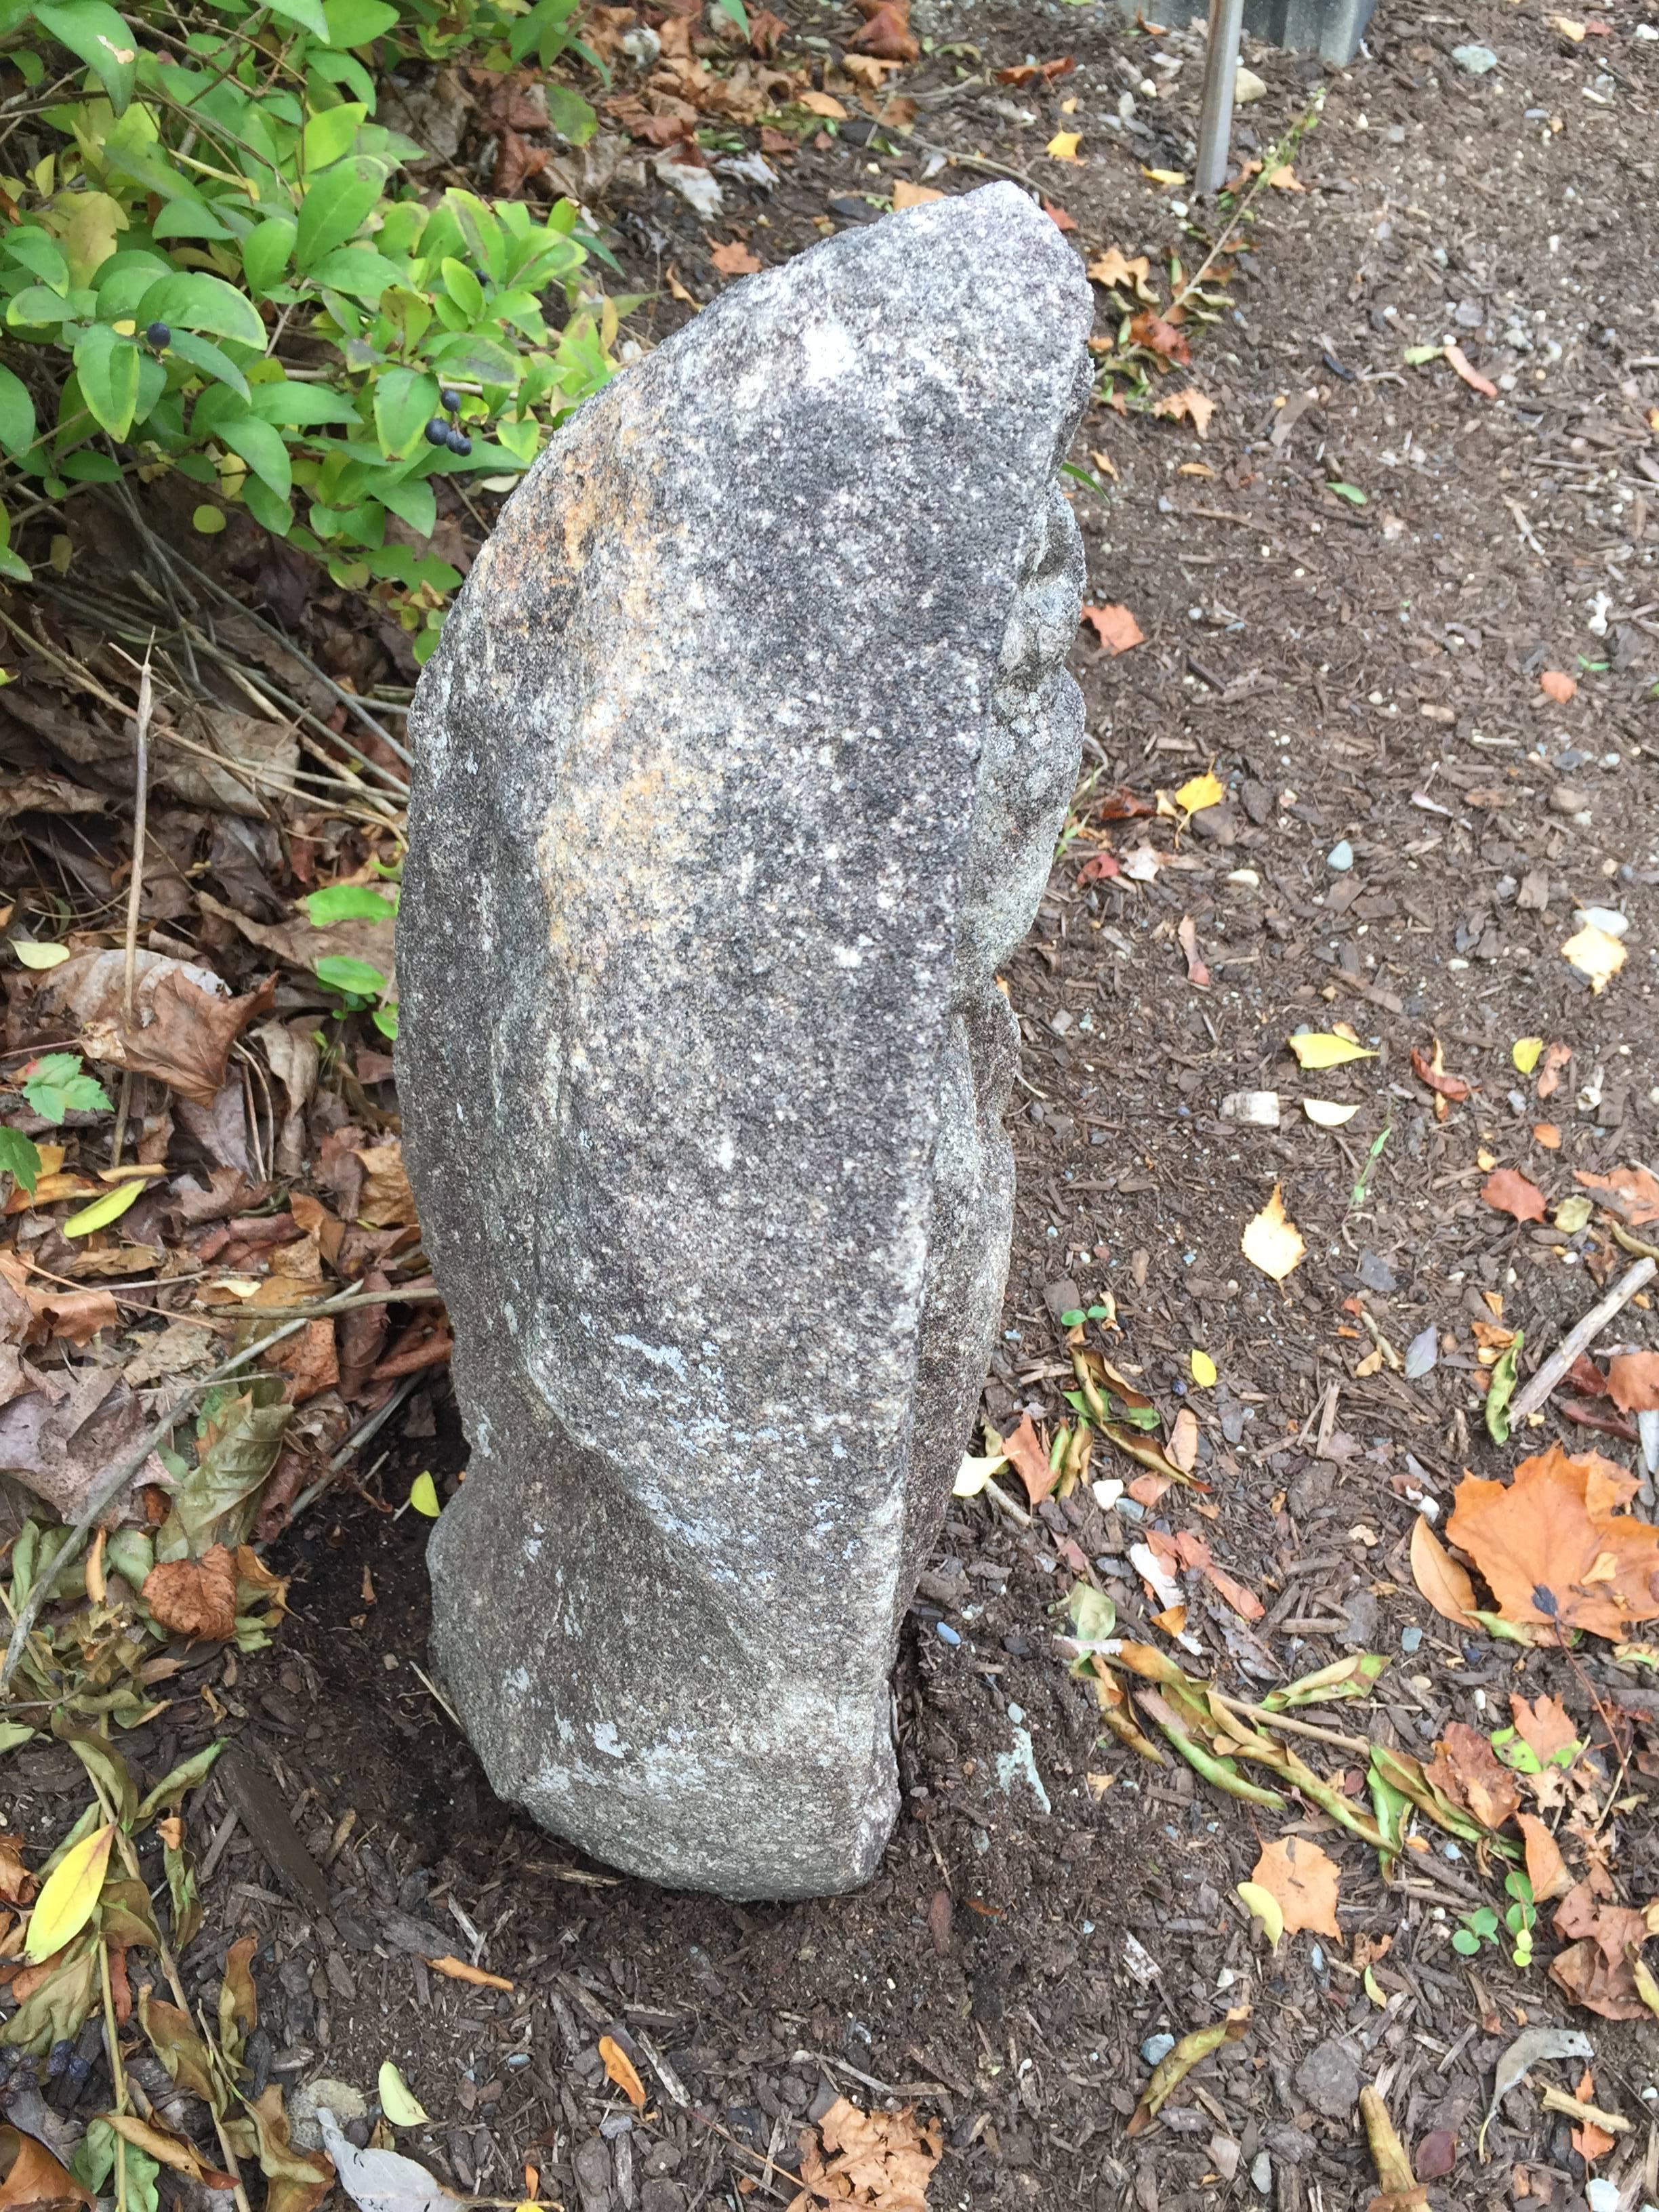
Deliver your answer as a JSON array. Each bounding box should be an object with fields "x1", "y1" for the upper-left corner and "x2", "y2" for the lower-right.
[{"x1": 1193, "y1": 0, "x2": 1247, "y2": 199}]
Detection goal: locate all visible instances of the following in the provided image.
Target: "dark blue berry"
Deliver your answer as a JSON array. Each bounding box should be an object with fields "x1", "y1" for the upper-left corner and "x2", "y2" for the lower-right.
[
  {"x1": 445, "y1": 426, "x2": 472, "y2": 456},
  {"x1": 424, "y1": 417, "x2": 450, "y2": 447},
  {"x1": 439, "y1": 387, "x2": 461, "y2": 413},
  {"x1": 145, "y1": 320, "x2": 171, "y2": 350}
]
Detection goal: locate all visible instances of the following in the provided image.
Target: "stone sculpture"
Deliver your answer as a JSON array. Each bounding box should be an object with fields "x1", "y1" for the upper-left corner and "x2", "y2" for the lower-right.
[{"x1": 397, "y1": 182, "x2": 1092, "y2": 1898}]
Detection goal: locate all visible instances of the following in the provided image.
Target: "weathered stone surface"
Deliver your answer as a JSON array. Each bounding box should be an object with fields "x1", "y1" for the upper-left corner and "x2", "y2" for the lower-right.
[{"x1": 397, "y1": 183, "x2": 1091, "y2": 1899}]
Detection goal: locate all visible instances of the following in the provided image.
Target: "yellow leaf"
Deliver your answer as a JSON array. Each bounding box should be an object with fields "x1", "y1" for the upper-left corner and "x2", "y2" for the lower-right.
[
  {"x1": 1235, "y1": 1881, "x2": 1284, "y2": 1950},
  {"x1": 62, "y1": 1179, "x2": 144, "y2": 1238},
  {"x1": 1512, "y1": 1037, "x2": 1544, "y2": 1074},
  {"x1": 598, "y1": 2034, "x2": 647, "y2": 2108},
  {"x1": 11, "y1": 941, "x2": 70, "y2": 970},
  {"x1": 1189, "y1": 1349, "x2": 1216, "y2": 1389},
  {"x1": 1551, "y1": 13, "x2": 1586, "y2": 35},
  {"x1": 1173, "y1": 771, "x2": 1225, "y2": 814},
  {"x1": 1287, "y1": 1031, "x2": 1376, "y2": 1071},
  {"x1": 1086, "y1": 247, "x2": 1149, "y2": 289},
  {"x1": 1363, "y1": 1965, "x2": 1385, "y2": 2005},
  {"x1": 409, "y1": 1471, "x2": 441, "y2": 1518},
  {"x1": 1143, "y1": 166, "x2": 1185, "y2": 185},
  {"x1": 1046, "y1": 131, "x2": 1082, "y2": 161},
  {"x1": 890, "y1": 180, "x2": 944, "y2": 209},
  {"x1": 25, "y1": 1822, "x2": 113, "y2": 1961},
  {"x1": 377, "y1": 2061, "x2": 430, "y2": 2127},
  {"x1": 1303, "y1": 1099, "x2": 1361, "y2": 1128},
  {"x1": 954, "y1": 1452, "x2": 1006, "y2": 1498},
  {"x1": 1242, "y1": 1185, "x2": 1305, "y2": 1282},
  {"x1": 48, "y1": 187, "x2": 127, "y2": 289},
  {"x1": 797, "y1": 90, "x2": 848, "y2": 118},
  {"x1": 1562, "y1": 923, "x2": 1626, "y2": 995}
]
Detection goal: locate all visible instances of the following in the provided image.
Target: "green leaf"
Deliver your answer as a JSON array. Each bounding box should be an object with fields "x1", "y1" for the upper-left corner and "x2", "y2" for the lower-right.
[
  {"x1": 264, "y1": 0, "x2": 329, "y2": 37},
  {"x1": 135, "y1": 1740, "x2": 224, "y2": 1823},
  {"x1": 371, "y1": 1002, "x2": 398, "y2": 1040},
  {"x1": 3, "y1": 1940, "x2": 98, "y2": 2053},
  {"x1": 242, "y1": 215, "x2": 296, "y2": 297},
  {"x1": 377, "y1": 474, "x2": 434, "y2": 535},
  {"x1": 1450, "y1": 1929, "x2": 1481, "y2": 1956},
  {"x1": 7, "y1": 283, "x2": 75, "y2": 325},
  {"x1": 712, "y1": 0, "x2": 749, "y2": 33},
  {"x1": 295, "y1": 154, "x2": 382, "y2": 271},
  {"x1": 20, "y1": 1051, "x2": 112, "y2": 1122},
  {"x1": 242, "y1": 474, "x2": 293, "y2": 536},
  {"x1": 373, "y1": 363, "x2": 442, "y2": 457},
  {"x1": 322, "y1": 0, "x2": 396, "y2": 42},
  {"x1": 33, "y1": 0, "x2": 138, "y2": 114},
  {"x1": 135, "y1": 269, "x2": 266, "y2": 348},
  {"x1": 1328, "y1": 481, "x2": 1368, "y2": 506},
  {"x1": 408, "y1": 1470, "x2": 440, "y2": 1517},
  {"x1": 161, "y1": 1375, "x2": 291, "y2": 1556},
  {"x1": 1403, "y1": 344, "x2": 1443, "y2": 366},
  {"x1": 249, "y1": 379, "x2": 356, "y2": 426},
  {"x1": 72, "y1": 323, "x2": 142, "y2": 438},
  {"x1": 0, "y1": 1723, "x2": 35, "y2": 1755},
  {"x1": 217, "y1": 413, "x2": 291, "y2": 499},
  {"x1": 3, "y1": 226, "x2": 70, "y2": 291},
  {"x1": 0, "y1": 1126, "x2": 41, "y2": 1195},
  {"x1": 1486, "y1": 1329, "x2": 1523, "y2": 1446},
  {"x1": 165, "y1": 328, "x2": 251, "y2": 403},
  {"x1": 542, "y1": 84, "x2": 596, "y2": 144},
  {"x1": 0, "y1": 366, "x2": 35, "y2": 457},
  {"x1": 304, "y1": 245, "x2": 399, "y2": 298},
  {"x1": 315, "y1": 954, "x2": 387, "y2": 996},
  {"x1": 304, "y1": 883, "x2": 397, "y2": 924},
  {"x1": 62, "y1": 1177, "x2": 144, "y2": 1237},
  {"x1": 301, "y1": 101, "x2": 367, "y2": 171},
  {"x1": 439, "y1": 254, "x2": 484, "y2": 319}
]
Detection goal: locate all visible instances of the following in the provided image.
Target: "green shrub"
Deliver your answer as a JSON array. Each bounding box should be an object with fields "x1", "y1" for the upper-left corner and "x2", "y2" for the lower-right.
[{"x1": 0, "y1": 0, "x2": 615, "y2": 657}]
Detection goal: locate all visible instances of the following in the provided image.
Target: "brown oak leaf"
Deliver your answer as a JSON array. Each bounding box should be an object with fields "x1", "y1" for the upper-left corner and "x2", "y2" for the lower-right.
[{"x1": 1447, "y1": 1446, "x2": 1659, "y2": 1640}]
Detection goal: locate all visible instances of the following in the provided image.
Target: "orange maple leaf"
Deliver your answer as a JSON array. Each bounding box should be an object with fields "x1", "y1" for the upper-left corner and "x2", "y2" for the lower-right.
[{"x1": 1447, "y1": 1446, "x2": 1659, "y2": 1640}]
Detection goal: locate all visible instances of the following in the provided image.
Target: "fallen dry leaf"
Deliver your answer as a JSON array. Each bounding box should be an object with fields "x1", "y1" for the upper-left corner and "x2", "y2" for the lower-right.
[
  {"x1": 1087, "y1": 247, "x2": 1150, "y2": 290},
  {"x1": 1265, "y1": 163, "x2": 1303, "y2": 190},
  {"x1": 1481, "y1": 1167, "x2": 1547, "y2": 1223},
  {"x1": 1410, "y1": 1043, "x2": 1472, "y2": 1105},
  {"x1": 428, "y1": 1955, "x2": 512, "y2": 1991},
  {"x1": 1242, "y1": 1185, "x2": 1305, "y2": 1282},
  {"x1": 1428, "y1": 1721, "x2": 1520, "y2": 1831},
  {"x1": 1080, "y1": 603, "x2": 1144, "y2": 653},
  {"x1": 1171, "y1": 1529, "x2": 1263, "y2": 1620},
  {"x1": 796, "y1": 89, "x2": 848, "y2": 119},
  {"x1": 1249, "y1": 1836, "x2": 1340, "y2": 1939},
  {"x1": 16, "y1": 949, "x2": 276, "y2": 1109},
  {"x1": 598, "y1": 2034, "x2": 645, "y2": 2108},
  {"x1": 1448, "y1": 1446, "x2": 1659, "y2": 1641},
  {"x1": 996, "y1": 54, "x2": 1074, "y2": 84},
  {"x1": 708, "y1": 239, "x2": 761, "y2": 277},
  {"x1": 1536, "y1": 1042, "x2": 1574, "y2": 1099},
  {"x1": 1575, "y1": 1165, "x2": 1659, "y2": 1227},
  {"x1": 1540, "y1": 670, "x2": 1578, "y2": 703},
  {"x1": 890, "y1": 180, "x2": 943, "y2": 209},
  {"x1": 1002, "y1": 1413, "x2": 1056, "y2": 1506},
  {"x1": 1045, "y1": 129, "x2": 1081, "y2": 161},
  {"x1": 1151, "y1": 388, "x2": 1216, "y2": 438},
  {"x1": 1510, "y1": 1691, "x2": 1579, "y2": 1767},
  {"x1": 848, "y1": 0, "x2": 918, "y2": 61},
  {"x1": 1562, "y1": 923, "x2": 1626, "y2": 995},
  {"x1": 142, "y1": 1546, "x2": 239, "y2": 1641},
  {"x1": 1410, "y1": 1514, "x2": 1476, "y2": 1626},
  {"x1": 1130, "y1": 310, "x2": 1190, "y2": 364},
  {"x1": 1176, "y1": 914, "x2": 1209, "y2": 987},
  {"x1": 786, "y1": 2096, "x2": 941, "y2": 2212},
  {"x1": 1550, "y1": 1883, "x2": 1654, "y2": 2020},
  {"x1": 1607, "y1": 1354, "x2": 1659, "y2": 1414},
  {"x1": 1517, "y1": 1811, "x2": 1574, "y2": 1902}
]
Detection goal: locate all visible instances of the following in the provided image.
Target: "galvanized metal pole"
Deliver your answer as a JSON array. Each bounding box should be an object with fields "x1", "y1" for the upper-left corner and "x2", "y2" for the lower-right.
[{"x1": 1193, "y1": 0, "x2": 1246, "y2": 199}]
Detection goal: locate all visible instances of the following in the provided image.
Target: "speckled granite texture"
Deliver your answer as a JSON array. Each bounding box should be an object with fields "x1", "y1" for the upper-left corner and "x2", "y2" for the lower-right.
[{"x1": 396, "y1": 182, "x2": 1092, "y2": 1898}]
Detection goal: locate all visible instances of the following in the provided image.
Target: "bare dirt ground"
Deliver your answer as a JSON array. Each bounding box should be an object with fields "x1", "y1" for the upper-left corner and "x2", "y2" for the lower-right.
[{"x1": 4, "y1": 0, "x2": 1659, "y2": 2207}]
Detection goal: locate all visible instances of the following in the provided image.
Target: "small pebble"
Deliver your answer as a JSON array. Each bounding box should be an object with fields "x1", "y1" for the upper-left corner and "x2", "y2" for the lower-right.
[
  {"x1": 1401, "y1": 1625, "x2": 1423, "y2": 1653},
  {"x1": 935, "y1": 1621, "x2": 960, "y2": 1646},
  {"x1": 1327, "y1": 840, "x2": 1354, "y2": 872},
  {"x1": 1551, "y1": 785, "x2": 1591, "y2": 815},
  {"x1": 1452, "y1": 42, "x2": 1498, "y2": 72},
  {"x1": 1250, "y1": 2150, "x2": 1273, "y2": 2195},
  {"x1": 1141, "y1": 2033, "x2": 1176, "y2": 2066}
]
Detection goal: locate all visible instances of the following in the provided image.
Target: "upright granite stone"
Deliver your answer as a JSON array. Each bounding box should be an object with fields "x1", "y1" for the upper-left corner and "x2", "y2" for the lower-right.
[{"x1": 397, "y1": 182, "x2": 1092, "y2": 1900}]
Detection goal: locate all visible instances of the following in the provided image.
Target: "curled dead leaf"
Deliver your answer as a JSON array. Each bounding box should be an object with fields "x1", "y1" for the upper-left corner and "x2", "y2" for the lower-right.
[
  {"x1": 1448, "y1": 1446, "x2": 1659, "y2": 1640},
  {"x1": 1410, "y1": 1515, "x2": 1476, "y2": 1626},
  {"x1": 1481, "y1": 1167, "x2": 1547, "y2": 1223},
  {"x1": 1080, "y1": 603, "x2": 1144, "y2": 654},
  {"x1": 142, "y1": 1546, "x2": 238, "y2": 1642},
  {"x1": 785, "y1": 2097, "x2": 940, "y2": 2212}
]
